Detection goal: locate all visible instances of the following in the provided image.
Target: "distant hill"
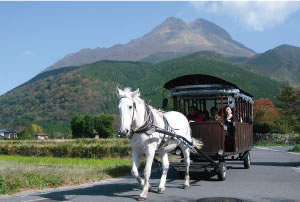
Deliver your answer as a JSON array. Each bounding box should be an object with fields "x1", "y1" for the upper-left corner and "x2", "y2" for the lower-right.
[
  {"x1": 0, "y1": 51, "x2": 282, "y2": 133},
  {"x1": 246, "y1": 44, "x2": 300, "y2": 85},
  {"x1": 44, "y1": 17, "x2": 255, "y2": 72}
]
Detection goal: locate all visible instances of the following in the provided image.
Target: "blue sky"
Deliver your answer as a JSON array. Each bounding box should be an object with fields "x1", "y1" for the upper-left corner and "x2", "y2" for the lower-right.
[{"x1": 1, "y1": 1, "x2": 300, "y2": 96}]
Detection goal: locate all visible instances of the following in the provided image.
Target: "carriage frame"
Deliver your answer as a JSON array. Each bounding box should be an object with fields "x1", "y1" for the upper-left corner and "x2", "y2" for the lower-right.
[{"x1": 163, "y1": 74, "x2": 254, "y2": 180}]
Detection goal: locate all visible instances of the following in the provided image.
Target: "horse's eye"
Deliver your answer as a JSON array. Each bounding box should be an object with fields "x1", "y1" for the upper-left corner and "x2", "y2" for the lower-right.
[{"x1": 129, "y1": 106, "x2": 133, "y2": 109}]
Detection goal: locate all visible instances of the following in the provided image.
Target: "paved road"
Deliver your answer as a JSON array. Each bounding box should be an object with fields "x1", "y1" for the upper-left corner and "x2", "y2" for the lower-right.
[{"x1": 1, "y1": 147, "x2": 300, "y2": 202}]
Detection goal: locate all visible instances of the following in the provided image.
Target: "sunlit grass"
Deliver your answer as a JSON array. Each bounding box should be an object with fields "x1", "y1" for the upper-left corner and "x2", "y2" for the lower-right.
[{"x1": 0, "y1": 155, "x2": 134, "y2": 195}]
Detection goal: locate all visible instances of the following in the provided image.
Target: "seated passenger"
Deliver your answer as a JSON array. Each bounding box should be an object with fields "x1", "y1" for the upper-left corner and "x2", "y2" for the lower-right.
[
  {"x1": 203, "y1": 110, "x2": 210, "y2": 121},
  {"x1": 209, "y1": 107, "x2": 221, "y2": 121},
  {"x1": 187, "y1": 106, "x2": 204, "y2": 122}
]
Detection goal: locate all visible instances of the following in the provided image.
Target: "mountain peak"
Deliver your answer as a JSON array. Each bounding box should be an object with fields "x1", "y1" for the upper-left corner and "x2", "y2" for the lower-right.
[
  {"x1": 189, "y1": 18, "x2": 232, "y2": 40},
  {"x1": 44, "y1": 17, "x2": 255, "y2": 72},
  {"x1": 153, "y1": 17, "x2": 187, "y2": 32}
]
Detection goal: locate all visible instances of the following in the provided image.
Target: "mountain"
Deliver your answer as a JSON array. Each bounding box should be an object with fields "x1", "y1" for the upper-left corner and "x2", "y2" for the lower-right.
[
  {"x1": 44, "y1": 17, "x2": 255, "y2": 72},
  {"x1": 246, "y1": 44, "x2": 300, "y2": 85},
  {"x1": 0, "y1": 51, "x2": 282, "y2": 134}
]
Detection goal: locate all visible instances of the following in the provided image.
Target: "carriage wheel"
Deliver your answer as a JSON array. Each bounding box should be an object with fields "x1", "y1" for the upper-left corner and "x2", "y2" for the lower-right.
[
  {"x1": 217, "y1": 162, "x2": 227, "y2": 181},
  {"x1": 243, "y1": 152, "x2": 251, "y2": 169}
]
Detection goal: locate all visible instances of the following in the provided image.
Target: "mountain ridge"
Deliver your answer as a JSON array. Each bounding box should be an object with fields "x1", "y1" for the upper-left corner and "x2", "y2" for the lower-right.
[
  {"x1": 0, "y1": 51, "x2": 282, "y2": 134},
  {"x1": 43, "y1": 17, "x2": 255, "y2": 72},
  {"x1": 246, "y1": 44, "x2": 300, "y2": 85}
]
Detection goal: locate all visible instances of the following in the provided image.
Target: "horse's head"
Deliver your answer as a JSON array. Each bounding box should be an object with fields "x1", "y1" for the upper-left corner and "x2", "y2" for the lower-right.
[{"x1": 116, "y1": 87, "x2": 140, "y2": 137}]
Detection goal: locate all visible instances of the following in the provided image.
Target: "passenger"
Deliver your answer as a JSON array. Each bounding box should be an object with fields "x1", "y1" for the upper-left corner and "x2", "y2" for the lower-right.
[
  {"x1": 187, "y1": 106, "x2": 204, "y2": 122},
  {"x1": 210, "y1": 107, "x2": 221, "y2": 121},
  {"x1": 203, "y1": 110, "x2": 210, "y2": 121},
  {"x1": 224, "y1": 105, "x2": 234, "y2": 135}
]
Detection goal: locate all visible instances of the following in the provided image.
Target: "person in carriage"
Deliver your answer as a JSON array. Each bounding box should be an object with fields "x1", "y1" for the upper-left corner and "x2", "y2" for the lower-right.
[{"x1": 187, "y1": 106, "x2": 204, "y2": 122}]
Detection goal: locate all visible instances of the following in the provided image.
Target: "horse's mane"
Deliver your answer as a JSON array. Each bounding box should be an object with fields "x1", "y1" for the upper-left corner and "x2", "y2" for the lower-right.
[{"x1": 122, "y1": 87, "x2": 164, "y2": 117}]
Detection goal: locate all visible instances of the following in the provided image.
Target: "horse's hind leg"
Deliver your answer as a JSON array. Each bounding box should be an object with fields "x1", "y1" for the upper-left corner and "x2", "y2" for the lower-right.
[
  {"x1": 158, "y1": 152, "x2": 169, "y2": 193},
  {"x1": 131, "y1": 150, "x2": 144, "y2": 186},
  {"x1": 179, "y1": 144, "x2": 190, "y2": 189}
]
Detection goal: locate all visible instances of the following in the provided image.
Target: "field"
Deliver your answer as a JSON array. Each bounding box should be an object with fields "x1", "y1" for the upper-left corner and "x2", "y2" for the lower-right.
[
  {"x1": 0, "y1": 138, "x2": 131, "y2": 158},
  {"x1": 0, "y1": 155, "x2": 135, "y2": 195}
]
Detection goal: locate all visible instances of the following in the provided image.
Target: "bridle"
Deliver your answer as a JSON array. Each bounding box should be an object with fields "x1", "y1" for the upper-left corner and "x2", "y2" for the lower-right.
[{"x1": 118, "y1": 97, "x2": 154, "y2": 137}]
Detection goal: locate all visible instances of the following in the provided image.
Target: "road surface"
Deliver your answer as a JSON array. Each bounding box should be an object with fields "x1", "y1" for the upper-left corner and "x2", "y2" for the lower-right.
[{"x1": 1, "y1": 147, "x2": 300, "y2": 202}]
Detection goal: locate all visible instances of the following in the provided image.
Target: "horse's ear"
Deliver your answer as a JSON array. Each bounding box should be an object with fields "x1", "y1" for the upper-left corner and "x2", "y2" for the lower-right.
[
  {"x1": 132, "y1": 88, "x2": 140, "y2": 98},
  {"x1": 116, "y1": 87, "x2": 122, "y2": 99}
]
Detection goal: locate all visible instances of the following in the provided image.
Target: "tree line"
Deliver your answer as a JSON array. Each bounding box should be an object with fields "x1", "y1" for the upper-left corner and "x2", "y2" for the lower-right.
[
  {"x1": 254, "y1": 84, "x2": 300, "y2": 135},
  {"x1": 71, "y1": 114, "x2": 114, "y2": 138}
]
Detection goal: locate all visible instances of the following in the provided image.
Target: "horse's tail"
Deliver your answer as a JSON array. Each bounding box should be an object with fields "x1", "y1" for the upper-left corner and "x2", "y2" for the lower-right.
[{"x1": 188, "y1": 125, "x2": 203, "y2": 149}]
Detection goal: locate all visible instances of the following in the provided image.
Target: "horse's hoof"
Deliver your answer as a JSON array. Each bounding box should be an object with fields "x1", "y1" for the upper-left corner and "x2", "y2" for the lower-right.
[
  {"x1": 158, "y1": 187, "x2": 165, "y2": 193},
  {"x1": 184, "y1": 185, "x2": 189, "y2": 190},
  {"x1": 138, "y1": 196, "x2": 147, "y2": 201}
]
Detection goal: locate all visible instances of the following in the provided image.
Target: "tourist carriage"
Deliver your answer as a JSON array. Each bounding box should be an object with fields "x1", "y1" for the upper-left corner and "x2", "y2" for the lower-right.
[{"x1": 163, "y1": 74, "x2": 254, "y2": 180}]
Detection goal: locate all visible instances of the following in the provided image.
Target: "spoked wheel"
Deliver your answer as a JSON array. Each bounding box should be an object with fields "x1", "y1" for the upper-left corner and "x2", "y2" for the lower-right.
[
  {"x1": 243, "y1": 151, "x2": 251, "y2": 169},
  {"x1": 217, "y1": 161, "x2": 227, "y2": 181}
]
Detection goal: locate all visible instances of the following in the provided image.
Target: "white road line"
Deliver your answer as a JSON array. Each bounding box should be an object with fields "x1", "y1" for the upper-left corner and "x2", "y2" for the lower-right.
[
  {"x1": 255, "y1": 146, "x2": 300, "y2": 156},
  {"x1": 22, "y1": 198, "x2": 47, "y2": 202}
]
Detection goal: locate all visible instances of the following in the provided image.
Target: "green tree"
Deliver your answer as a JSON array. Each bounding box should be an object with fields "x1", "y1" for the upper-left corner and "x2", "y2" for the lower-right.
[
  {"x1": 94, "y1": 114, "x2": 114, "y2": 138},
  {"x1": 276, "y1": 84, "x2": 300, "y2": 133},
  {"x1": 71, "y1": 114, "x2": 95, "y2": 138},
  {"x1": 18, "y1": 124, "x2": 44, "y2": 139},
  {"x1": 71, "y1": 114, "x2": 84, "y2": 138},
  {"x1": 82, "y1": 114, "x2": 95, "y2": 138}
]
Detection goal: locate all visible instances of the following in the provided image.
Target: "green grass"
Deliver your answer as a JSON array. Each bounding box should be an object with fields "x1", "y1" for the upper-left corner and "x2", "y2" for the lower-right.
[
  {"x1": 289, "y1": 144, "x2": 300, "y2": 153},
  {"x1": 0, "y1": 155, "x2": 135, "y2": 195}
]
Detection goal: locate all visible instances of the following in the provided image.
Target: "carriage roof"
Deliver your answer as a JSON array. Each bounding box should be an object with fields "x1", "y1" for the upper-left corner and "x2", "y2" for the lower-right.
[{"x1": 163, "y1": 74, "x2": 253, "y2": 103}]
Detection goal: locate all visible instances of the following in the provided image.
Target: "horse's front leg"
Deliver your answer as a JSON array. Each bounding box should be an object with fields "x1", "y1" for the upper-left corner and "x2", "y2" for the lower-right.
[
  {"x1": 158, "y1": 152, "x2": 169, "y2": 193},
  {"x1": 131, "y1": 150, "x2": 144, "y2": 186},
  {"x1": 138, "y1": 147, "x2": 155, "y2": 201}
]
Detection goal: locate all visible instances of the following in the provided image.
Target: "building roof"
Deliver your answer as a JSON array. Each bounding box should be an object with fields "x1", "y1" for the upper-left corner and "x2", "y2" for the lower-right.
[
  {"x1": 0, "y1": 129, "x2": 17, "y2": 133},
  {"x1": 34, "y1": 133, "x2": 48, "y2": 136}
]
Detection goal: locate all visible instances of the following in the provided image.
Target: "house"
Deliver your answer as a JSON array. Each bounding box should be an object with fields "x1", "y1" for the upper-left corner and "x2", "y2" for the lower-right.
[
  {"x1": 35, "y1": 133, "x2": 49, "y2": 140},
  {"x1": 0, "y1": 129, "x2": 18, "y2": 139}
]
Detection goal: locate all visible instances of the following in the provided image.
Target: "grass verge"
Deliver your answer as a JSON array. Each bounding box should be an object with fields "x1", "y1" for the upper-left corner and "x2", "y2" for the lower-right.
[
  {"x1": 0, "y1": 155, "x2": 135, "y2": 195},
  {"x1": 289, "y1": 144, "x2": 300, "y2": 153}
]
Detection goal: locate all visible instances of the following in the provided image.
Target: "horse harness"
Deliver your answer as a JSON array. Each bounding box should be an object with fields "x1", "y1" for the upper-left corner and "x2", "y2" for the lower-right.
[{"x1": 119, "y1": 97, "x2": 175, "y2": 150}]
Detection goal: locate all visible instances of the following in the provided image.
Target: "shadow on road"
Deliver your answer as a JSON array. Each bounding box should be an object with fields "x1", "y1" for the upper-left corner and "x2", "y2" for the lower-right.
[
  {"x1": 39, "y1": 180, "x2": 141, "y2": 201},
  {"x1": 37, "y1": 168, "x2": 205, "y2": 201},
  {"x1": 251, "y1": 161, "x2": 300, "y2": 167}
]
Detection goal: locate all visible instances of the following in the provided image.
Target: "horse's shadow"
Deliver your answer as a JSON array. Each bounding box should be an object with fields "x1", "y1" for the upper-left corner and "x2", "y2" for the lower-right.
[
  {"x1": 38, "y1": 179, "x2": 140, "y2": 201},
  {"x1": 37, "y1": 169, "x2": 205, "y2": 201}
]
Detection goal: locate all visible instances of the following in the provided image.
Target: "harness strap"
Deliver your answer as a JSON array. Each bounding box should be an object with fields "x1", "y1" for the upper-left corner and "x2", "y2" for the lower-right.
[
  {"x1": 156, "y1": 115, "x2": 169, "y2": 151},
  {"x1": 131, "y1": 103, "x2": 154, "y2": 134}
]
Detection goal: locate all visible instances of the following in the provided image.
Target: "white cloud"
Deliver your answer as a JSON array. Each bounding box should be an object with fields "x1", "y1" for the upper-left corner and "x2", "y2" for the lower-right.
[{"x1": 190, "y1": 1, "x2": 300, "y2": 31}]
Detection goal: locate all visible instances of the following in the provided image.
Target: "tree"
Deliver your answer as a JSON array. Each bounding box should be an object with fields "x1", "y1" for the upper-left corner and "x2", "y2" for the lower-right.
[
  {"x1": 94, "y1": 114, "x2": 114, "y2": 138},
  {"x1": 71, "y1": 114, "x2": 84, "y2": 138},
  {"x1": 254, "y1": 98, "x2": 280, "y2": 123},
  {"x1": 276, "y1": 84, "x2": 300, "y2": 133},
  {"x1": 253, "y1": 98, "x2": 280, "y2": 133},
  {"x1": 18, "y1": 124, "x2": 44, "y2": 139},
  {"x1": 82, "y1": 114, "x2": 95, "y2": 138}
]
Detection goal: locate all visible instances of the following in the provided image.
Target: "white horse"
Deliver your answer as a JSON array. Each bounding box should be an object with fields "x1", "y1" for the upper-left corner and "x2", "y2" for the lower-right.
[{"x1": 116, "y1": 87, "x2": 201, "y2": 201}]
